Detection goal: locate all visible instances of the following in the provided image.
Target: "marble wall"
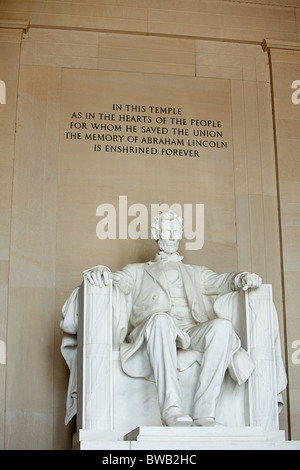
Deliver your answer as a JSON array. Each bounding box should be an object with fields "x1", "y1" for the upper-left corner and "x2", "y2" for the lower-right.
[
  {"x1": 0, "y1": 0, "x2": 299, "y2": 449},
  {"x1": 0, "y1": 24, "x2": 24, "y2": 450},
  {"x1": 265, "y1": 40, "x2": 300, "y2": 440}
]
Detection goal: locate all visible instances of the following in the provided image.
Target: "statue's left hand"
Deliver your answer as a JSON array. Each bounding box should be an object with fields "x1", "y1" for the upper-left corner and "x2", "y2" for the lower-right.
[
  {"x1": 239, "y1": 272, "x2": 262, "y2": 291},
  {"x1": 83, "y1": 266, "x2": 111, "y2": 287}
]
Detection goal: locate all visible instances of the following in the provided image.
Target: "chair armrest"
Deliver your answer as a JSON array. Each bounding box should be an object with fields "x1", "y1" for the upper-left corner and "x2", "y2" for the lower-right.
[
  {"x1": 245, "y1": 284, "x2": 280, "y2": 431},
  {"x1": 77, "y1": 266, "x2": 113, "y2": 431}
]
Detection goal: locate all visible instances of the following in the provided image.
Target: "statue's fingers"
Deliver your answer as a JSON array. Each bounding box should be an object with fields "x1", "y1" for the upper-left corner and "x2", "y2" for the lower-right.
[
  {"x1": 103, "y1": 269, "x2": 109, "y2": 286},
  {"x1": 251, "y1": 273, "x2": 262, "y2": 288},
  {"x1": 255, "y1": 275, "x2": 262, "y2": 288},
  {"x1": 96, "y1": 271, "x2": 103, "y2": 287},
  {"x1": 91, "y1": 271, "x2": 99, "y2": 287},
  {"x1": 86, "y1": 272, "x2": 95, "y2": 285}
]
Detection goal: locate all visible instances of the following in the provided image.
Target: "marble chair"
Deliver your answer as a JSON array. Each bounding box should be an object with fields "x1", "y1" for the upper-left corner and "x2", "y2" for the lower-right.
[{"x1": 61, "y1": 266, "x2": 287, "y2": 446}]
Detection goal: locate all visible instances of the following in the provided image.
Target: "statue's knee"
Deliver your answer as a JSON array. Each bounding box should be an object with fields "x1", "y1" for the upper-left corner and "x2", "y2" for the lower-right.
[
  {"x1": 210, "y1": 318, "x2": 234, "y2": 340},
  {"x1": 145, "y1": 313, "x2": 173, "y2": 340},
  {"x1": 151, "y1": 313, "x2": 171, "y2": 329}
]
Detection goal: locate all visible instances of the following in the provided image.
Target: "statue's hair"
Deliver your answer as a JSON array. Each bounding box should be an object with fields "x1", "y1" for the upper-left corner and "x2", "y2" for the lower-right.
[{"x1": 151, "y1": 210, "x2": 183, "y2": 240}]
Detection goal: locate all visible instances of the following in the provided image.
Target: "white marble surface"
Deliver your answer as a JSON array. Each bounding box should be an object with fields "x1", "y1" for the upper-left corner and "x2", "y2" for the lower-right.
[
  {"x1": 74, "y1": 426, "x2": 300, "y2": 450},
  {"x1": 77, "y1": 275, "x2": 113, "y2": 430},
  {"x1": 75, "y1": 278, "x2": 285, "y2": 435},
  {"x1": 111, "y1": 350, "x2": 248, "y2": 437},
  {"x1": 71, "y1": 279, "x2": 297, "y2": 450},
  {"x1": 61, "y1": 277, "x2": 287, "y2": 432},
  {"x1": 61, "y1": 211, "x2": 288, "y2": 449},
  {"x1": 246, "y1": 285, "x2": 280, "y2": 431}
]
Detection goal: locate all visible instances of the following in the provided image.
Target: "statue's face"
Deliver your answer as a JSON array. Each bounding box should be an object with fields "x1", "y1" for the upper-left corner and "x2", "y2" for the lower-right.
[{"x1": 158, "y1": 217, "x2": 183, "y2": 254}]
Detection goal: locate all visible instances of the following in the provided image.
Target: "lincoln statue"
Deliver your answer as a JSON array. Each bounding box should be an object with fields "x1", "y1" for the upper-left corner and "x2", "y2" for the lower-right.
[{"x1": 83, "y1": 210, "x2": 263, "y2": 427}]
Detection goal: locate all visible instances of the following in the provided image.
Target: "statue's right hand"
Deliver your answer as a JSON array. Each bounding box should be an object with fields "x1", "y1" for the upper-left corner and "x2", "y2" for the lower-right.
[{"x1": 83, "y1": 266, "x2": 111, "y2": 287}]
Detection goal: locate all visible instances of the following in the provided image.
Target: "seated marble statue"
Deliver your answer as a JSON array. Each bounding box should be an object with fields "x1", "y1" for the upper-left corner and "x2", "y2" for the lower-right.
[{"x1": 84, "y1": 210, "x2": 263, "y2": 428}]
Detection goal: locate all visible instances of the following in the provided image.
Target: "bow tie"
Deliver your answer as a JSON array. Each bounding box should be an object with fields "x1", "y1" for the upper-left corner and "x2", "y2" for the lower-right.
[{"x1": 154, "y1": 251, "x2": 184, "y2": 264}]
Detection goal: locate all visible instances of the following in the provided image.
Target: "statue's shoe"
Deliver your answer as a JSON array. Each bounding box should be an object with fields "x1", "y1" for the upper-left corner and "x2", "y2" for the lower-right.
[
  {"x1": 163, "y1": 406, "x2": 193, "y2": 427},
  {"x1": 193, "y1": 417, "x2": 225, "y2": 427}
]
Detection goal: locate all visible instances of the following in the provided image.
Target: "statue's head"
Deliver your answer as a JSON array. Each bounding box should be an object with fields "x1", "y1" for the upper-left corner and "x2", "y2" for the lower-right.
[{"x1": 151, "y1": 211, "x2": 183, "y2": 254}]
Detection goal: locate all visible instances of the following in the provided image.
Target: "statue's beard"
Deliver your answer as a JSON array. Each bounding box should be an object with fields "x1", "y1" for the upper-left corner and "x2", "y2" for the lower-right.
[{"x1": 158, "y1": 239, "x2": 180, "y2": 254}]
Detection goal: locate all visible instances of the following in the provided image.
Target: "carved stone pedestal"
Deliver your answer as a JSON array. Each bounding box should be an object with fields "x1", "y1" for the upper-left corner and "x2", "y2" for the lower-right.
[{"x1": 73, "y1": 426, "x2": 300, "y2": 450}]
